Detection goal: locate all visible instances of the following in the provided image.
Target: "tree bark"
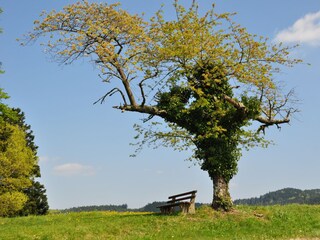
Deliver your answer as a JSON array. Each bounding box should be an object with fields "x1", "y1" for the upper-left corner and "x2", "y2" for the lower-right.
[{"x1": 212, "y1": 175, "x2": 233, "y2": 211}]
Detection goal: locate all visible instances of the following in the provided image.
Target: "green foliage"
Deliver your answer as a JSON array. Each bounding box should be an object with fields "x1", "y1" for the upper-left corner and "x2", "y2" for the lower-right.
[
  {"x1": 19, "y1": 181, "x2": 49, "y2": 216},
  {"x1": 0, "y1": 192, "x2": 28, "y2": 217},
  {"x1": 156, "y1": 63, "x2": 261, "y2": 183},
  {"x1": 0, "y1": 124, "x2": 36, "y2": 217},
  {"x1": 0, "y1": 89, "x2": 18, "y2": 124},
  {"x1": 0, "y1": 124, "x2": 35, "y2": 191},
  {"x1": 8, "y1": 109, "x2": 39, "y2": 155},
  {"x1": 0, "y1": 122, "x2": 48, "y2": 217}
]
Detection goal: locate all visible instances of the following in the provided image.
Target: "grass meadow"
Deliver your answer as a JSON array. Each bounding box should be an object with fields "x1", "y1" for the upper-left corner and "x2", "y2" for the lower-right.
[{"x1": 0, "y1": 205, "x2": 320, "y2": 239}]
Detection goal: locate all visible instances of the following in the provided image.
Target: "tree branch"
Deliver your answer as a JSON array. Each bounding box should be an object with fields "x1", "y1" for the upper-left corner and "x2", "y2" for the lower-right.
[
  {"x1": 223, "y1": 95, "x2": 247, "y2": 114},
  {"x1": 139, "y1": 70, "x2": 160, "y2": 106},
  {"x1": 94, "y1": 88, "x2": 127, "y2": 105},
  {"x1": 113, "y1": 104, "x2": 166, "y2": 117},
  {"x1": 256, "y1": 116, "x2": 289, "y2": 125},
  {"x1": 114, "y1": 64, "x2": 137, "y2": 106}
]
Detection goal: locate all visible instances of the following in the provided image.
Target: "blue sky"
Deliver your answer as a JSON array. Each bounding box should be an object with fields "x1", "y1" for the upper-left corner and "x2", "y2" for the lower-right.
[{"x1": 1, "y1": 0, "x2": 319, "y2": 210}]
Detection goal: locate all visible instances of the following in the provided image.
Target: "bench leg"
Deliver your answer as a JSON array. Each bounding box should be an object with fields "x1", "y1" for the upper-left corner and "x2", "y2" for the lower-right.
[
  {"x1": 179, "y1": 203, "x2": 189, "y2": 214},
  {"x1": 160, "y1": 206, "x2": 174, "y2": 214},
  {"x1": 180, "y1": 205, "x2": 188, "y2": 214},
  {"x1": 179, "y1": 202, "x2": 195, "y2": 214},
  {"x1": 188, "y1": 203, "x2": 195, "y2": 214}
]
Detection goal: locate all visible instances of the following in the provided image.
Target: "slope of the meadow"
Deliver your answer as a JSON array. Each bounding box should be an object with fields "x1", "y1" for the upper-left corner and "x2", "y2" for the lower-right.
[{"x1": 0, "y1": 205, "x2": 320, "y2": 239}]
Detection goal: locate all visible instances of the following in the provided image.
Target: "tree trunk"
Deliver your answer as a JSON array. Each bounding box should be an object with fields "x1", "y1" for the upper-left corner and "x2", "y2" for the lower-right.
[{"x1": 212, "y1": 175, "x2": 233, "y2": 211}]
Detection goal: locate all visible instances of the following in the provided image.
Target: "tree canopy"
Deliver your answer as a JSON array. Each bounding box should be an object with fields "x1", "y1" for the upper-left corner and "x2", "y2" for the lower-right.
[
  {"x1": 0, "y1": 90, "x2": 49, "y2": 217},
  {"x1": 26, "y1": 0, "x2": 301, "y2": 211},
  {"x1": 0, "y1": 89, "x2": 49, "y2": 218}
]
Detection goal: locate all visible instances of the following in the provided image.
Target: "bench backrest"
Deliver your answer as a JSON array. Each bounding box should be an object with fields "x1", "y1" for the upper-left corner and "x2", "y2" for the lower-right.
[{"x1": 167, "y1": 190, "x2": 197, "y2": 204}]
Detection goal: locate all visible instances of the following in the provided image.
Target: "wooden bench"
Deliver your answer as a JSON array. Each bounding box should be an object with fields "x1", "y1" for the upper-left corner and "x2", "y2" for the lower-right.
[{"x1": 157, "y1": 190, "x2": 197, "y2": 214}]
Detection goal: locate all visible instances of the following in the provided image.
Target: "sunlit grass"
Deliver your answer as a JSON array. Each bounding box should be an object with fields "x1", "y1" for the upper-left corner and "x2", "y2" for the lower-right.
[{"x1": 0, "y1": 205, "x2": 320, "y2": 239}]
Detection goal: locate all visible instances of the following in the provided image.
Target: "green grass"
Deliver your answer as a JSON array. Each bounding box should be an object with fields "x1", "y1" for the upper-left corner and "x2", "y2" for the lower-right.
[{"x1": 1, "y1": 205, "x2": 320, "y2": 239}]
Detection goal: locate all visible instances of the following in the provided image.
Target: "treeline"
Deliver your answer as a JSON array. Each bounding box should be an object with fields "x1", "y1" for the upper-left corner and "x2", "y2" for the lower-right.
[
  {"x1": 234, "y1": 188, "x2": 320, "y2": 206},
  {"x1": 61, "y1": 204, "x2": 129, "y2": 213},
  {"x1": 62, "y1": 202, "x2": 207, "y2": 213},
  {"x1": 61, "y1": 202, "x2": 165, "y2": 213}
]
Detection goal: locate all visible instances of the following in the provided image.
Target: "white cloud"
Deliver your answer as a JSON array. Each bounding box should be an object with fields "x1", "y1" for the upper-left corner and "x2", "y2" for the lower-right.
[
  {"x1": 53, "y1": 163, "x2": 95, "y2": 176},
  {"x1": 275, "y1": 11, "x2": 320, "y2": 46}
]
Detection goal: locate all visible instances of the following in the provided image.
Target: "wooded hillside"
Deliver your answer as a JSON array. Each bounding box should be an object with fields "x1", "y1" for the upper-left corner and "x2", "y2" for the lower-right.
[{"x1": 234, "y1": 188, "x2": 320, "y2": 205}]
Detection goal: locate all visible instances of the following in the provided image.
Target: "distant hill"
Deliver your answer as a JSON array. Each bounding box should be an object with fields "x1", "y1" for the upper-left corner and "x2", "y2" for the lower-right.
[{"x1": 234, "y1": 188, "x2": 320, "y2": 206}]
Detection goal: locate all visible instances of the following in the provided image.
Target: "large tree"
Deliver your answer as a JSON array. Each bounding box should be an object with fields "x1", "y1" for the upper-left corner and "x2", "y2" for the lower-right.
[
  {"x1": 26, "y1": 1, "x2": 300, "y2": 211},
  {"x1": 0, "y1": 93, "x2": 49, "y2": 217},
  {"x1": 0, "y1": 91, "x2": 31, "y2": 217}
]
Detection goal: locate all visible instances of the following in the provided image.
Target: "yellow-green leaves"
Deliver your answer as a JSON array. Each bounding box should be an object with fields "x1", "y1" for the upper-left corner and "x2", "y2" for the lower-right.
[
  {"x1": 0, "y1": 192, "x2": 28, "y2": 217},
  {"x1": 0, "y1": 125, "x2": 34, "y2": 190},
  {"x1": 30, "y1": 1, "x2": 149, "y2": 73},
  {"x1": 0, "y1": 124, "x2": 35, "y2": 217}
]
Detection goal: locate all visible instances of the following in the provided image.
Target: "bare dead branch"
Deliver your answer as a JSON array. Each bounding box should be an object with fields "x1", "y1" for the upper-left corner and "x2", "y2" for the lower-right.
[
  {"x1": 94, "y1": 87, "x2": 127, "y2": 105},
  {"x1": 139, "y1": 70, "x2": 160, "y2": 106}
]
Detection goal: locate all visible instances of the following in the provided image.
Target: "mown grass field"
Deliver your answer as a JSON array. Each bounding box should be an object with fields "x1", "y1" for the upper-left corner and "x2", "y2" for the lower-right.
[{"x1": 0, "y1": 205, "x2": 320, "y2": 240}]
